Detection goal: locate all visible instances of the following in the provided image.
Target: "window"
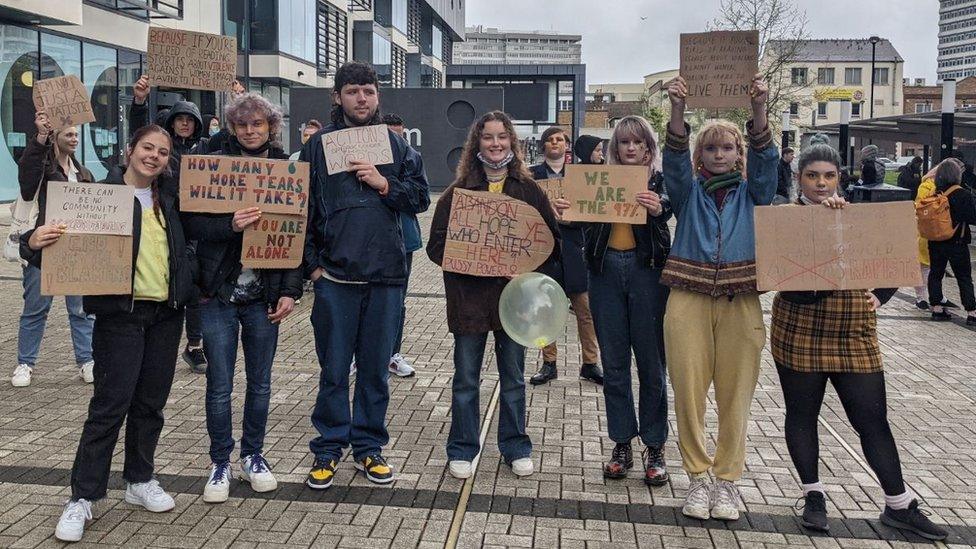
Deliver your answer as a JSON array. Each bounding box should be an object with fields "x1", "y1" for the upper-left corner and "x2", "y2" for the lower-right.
[
  {"x1": 348, "y1": 0, "x2": 372, "y2": 10},
  {"x1": 87, "y1": 0, "x2": 183, "y2": 20},
  {"x1": 791, "y1": 67, "x2": 807, "y2": 85},
  {"x1": 317, "y1": 2, "x2": 347, "y2": 75},
  {"x1": 391, "y1": 0, "x2": 407, "y2": 34},
  {"x1": 431, "y1": 23, "x2": 444, "y2": 60},
  {"x1": 789, "y1": 102, "x2": 799, "y2": 117},
  {"x1": 372, "y1": 33, "x2": 393, "y2": 86},
  {"x1": 851, "y1": 102, "x2": 862, "y2": 118},
  {"x1": 278, "y1": 0, "x2": 317, "y2": 62},
  {"x1": 817, "y1": 68, "x2": 835, "y2": 85},
  {"x1": 845, "y1": 67, "x2": 862, "y2": 85},
  {"x1": 872, "y1": 67, "x2": 890, "y2": 86},
  {"x1": 817, "y1": 102, "x2": 828, "y2": 118},
  {"x1": 915, "y1": 102, "x2": 933, "y2": 113}
]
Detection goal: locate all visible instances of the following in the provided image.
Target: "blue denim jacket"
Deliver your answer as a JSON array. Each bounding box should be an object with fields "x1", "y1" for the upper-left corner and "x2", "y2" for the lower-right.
[
  {"x1": 400, "y1": 213, "x2": 423, "y2": 253},
  {"x1": 659, "y1": 122, "x2": 778, "y2": 297}
]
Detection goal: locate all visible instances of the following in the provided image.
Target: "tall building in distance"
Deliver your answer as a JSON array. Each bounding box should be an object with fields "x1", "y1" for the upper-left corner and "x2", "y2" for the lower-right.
[
  {"x1": 452, "y1": 25, "x2": 581, "y2": 65},
  {"x1": 938, "y1": 0, "x2": 976, "y2": 81}
]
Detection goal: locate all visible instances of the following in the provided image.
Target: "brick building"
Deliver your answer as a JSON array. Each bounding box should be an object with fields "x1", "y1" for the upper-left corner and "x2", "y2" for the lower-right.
[{"x1": 901, "y1": 76, "x2": 976, "y2": 156}]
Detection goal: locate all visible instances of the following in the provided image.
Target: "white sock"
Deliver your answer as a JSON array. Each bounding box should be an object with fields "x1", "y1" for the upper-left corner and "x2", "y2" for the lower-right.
[
  {"x1": 884, "y1": 490, "x2": 914, "y2": 510},
  {"x1": 801, "y1": 482, "x2": 825, "y2": 495}
]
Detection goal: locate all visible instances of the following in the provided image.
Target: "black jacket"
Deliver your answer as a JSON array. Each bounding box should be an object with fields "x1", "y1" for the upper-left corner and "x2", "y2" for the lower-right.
[
  {"x1": 182, "y1": 137, "x2": 304, "y2": 306},
  {"x1": 582, "y1": 171, "x2": 673, "y2": 274},
  {"x1": 18, "y1": 134, "x2": 95, "y2": 218},
  {"x1": 897, "y1": 164, "x2": 921, "y2": 197},
  {"x1": 932, "y1": 185, "x2": 976, "y2": 245},
  {"x1": 20, "y1": 169, "x2": 197, "y2": 316},
  {"x1": 300, "y1": 120, "x2": 430, "y2": 284},
  {"x1": 777, "y1": 159, "x2": 792, "y2": 199},
  {"x1": 530, "y1": 162, "x2": 588, "y2": 294}
]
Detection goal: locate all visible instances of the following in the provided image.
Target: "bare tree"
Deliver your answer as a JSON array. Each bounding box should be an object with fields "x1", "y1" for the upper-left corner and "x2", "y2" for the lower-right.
[{"x1": 710, "y1": 0, "x2": 812, "y2": 132}]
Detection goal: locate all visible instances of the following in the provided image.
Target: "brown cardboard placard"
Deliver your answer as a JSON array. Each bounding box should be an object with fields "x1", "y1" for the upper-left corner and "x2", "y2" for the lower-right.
[
  {"x1": 45, "y1": 182, "x2": 134, "y2": 236},
  {"x1": 241, "y1": 213, "x2": 306, "y2": 269},
  {"x1": 443, "y1": 189, "x2": 555, "y2": 277},
  {"x1": 179, "y1": 155, "x2": 309, "y2": 216},
  {"x1": 40, "y1": 233, "x2": 132, "y2": 296},
  {"x1": 680, "y1": 30, "x2": 759, "y2": 110},
  {"x1": 561, "y1": 164, "x2": 648, "y2": 224},
  {"x1": 322, "y1": 124, "x2": 394, "y2": 175},
  {"x1": 535, "y1": 178, "x2": 564, "y2": 203},
  {"x1": 32, "y1": 75, "x2": 96, "y2": 131},
  {"x1": 147, "y1": 27, "x2": 237, "y2": 92},
  {"x1": 754, "y1": 202, "x2": 922, "y2": 291}
]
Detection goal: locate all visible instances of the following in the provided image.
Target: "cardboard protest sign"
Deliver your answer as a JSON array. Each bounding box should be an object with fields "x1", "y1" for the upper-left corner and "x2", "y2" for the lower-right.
[
  {"x1": 322, "y1": 124, "x2": 394, "y2": 175},
  {"x1": 44, "y1": 182, "x2": 134, "y2": 236},
  {"x1": 147, "y1": 27, "x2": 237, "y2": 91},
  {"x1": 535, "y1": 178, "x2": 564, "y2": 203},
  {"x1": 32, "y1": 75, "x2": 95, "y2": 130},
  {"x1": 180, "y1": 155, "x2": 309, "y2": 216},
  {"x1": 241, "y1": 213, "x2": 306, "y2": 269},
  {"x1": 41, "y1": 234, "x2": 132, "y2": 296},
  {"x1": 443, "y1": 189, "x2": 554, "y2": 277},
  {"x1": 680, "y1": 30, "x2": 759, "y2": 109},
  {"x1": 561, "y1": 165, "x2": 648, "y2": 224},
  {"x1": 755, "y1": 202, "x2": 922, "y2": 291}
]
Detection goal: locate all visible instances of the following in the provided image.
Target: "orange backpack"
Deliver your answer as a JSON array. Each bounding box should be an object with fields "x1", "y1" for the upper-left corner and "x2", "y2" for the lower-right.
[{"x1": 916, "y1": 185, "x2": 962, "y2": 241}]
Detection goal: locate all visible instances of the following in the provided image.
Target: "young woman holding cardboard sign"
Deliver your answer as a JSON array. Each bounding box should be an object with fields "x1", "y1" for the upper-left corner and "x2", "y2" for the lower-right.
[
  {"x1": 661, "y1": 74, "x2": 776, "y2": 521},
  {"x1": 771, "y1": 140, "x2": 947, "y2": 541},
  {"x1": 11, "y1": 112, "x2": 95, "y2": 389},
  {"x1": 427, "y1": 111, "x2": 562, "y2": 480},
  {"x1": 182, "y1": 92, "x2": 302, "y2": 504},
  {"x1": 23, "y1": 124, "x2": 197, "y2": 542}
]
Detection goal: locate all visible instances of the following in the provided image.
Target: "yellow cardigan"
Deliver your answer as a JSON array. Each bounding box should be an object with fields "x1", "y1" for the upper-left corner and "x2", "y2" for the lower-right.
[{"x1": 915, "y1": 177, "x2": 935, "y2": 266}]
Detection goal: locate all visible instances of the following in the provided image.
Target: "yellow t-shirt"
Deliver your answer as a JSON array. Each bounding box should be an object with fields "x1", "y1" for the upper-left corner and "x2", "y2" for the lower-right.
[
  {"x1": 133, "y1": 208, "x2": 170, "y2": 302},
  {"x1": 608, "y1": 223, "x2": 636, "y2": 251},
  {"x1": 488, "y1": 181, "x2": 504, "y2": 193}
]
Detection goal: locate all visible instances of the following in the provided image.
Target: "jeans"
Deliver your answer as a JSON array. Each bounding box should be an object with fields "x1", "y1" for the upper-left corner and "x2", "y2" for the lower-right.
[
  {"x1": 18, "y1": 264, "x2": 93, "y2": 366},
  {"x1": 200, "y1": 299, "x2": 280, "y2": 464},
  {"x1": 184, "y1": 299, "x2": 202, "y2": 347},
  {"x1": 392, "y1": 253, "x2": 413, "y2": 356},
  {"x1": 447, "y1": 330, "x2": 532, "y2": 463},
  {"x1": 589, "y1": 250, "x2": 669, "y2": 447},
  {"x1": 928, "y1": 241, "x2": 976, "y2": 312},
  {"x1": 309, "y1": 278, "x2": 403, "y2": 461},
  {"x1": 71, "y1": 302, "x2": 183, "y2": 501}
]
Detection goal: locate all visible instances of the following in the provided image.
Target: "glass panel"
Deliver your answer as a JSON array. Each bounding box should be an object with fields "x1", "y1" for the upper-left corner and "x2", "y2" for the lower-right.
[
  {"x1": 224, "y1": 0, "x2": 248, "y2": 52},
  {"x1": 278, "y1": 0, "x2": 315, "y2": 62},
  {"x1": 83, "y1": 42, "x2": 118, "y2": 180},
  {"x1": 250, "y1": 0, "x2": 277, "y2": 51},
  {"x1": 392, "y1": 0, "x2": 407, "y2": 34},
  {"x1": 431, "y1": 23, "x2": 443, "y2": 60},
  {"x1": 373, "y1": 33, "x2": 392, "y2": 85},
  {"x1": 0, "y1": 25, "x2": 38, "y2": 201}
]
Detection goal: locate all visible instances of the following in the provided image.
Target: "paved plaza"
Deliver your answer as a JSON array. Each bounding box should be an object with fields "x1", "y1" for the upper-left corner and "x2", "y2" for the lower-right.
[{"x1": 0, "y1": 206, "x2": 975, "y2": 548}]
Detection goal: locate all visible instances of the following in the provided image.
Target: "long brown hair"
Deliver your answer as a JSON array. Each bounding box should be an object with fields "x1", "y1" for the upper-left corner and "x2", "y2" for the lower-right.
[
  {"x1": 45, "y1": 126, "x2": 84, "y2": 179},
  {"x1": 452, "y1": 110, "x2": 533, "y2": 189},
  {"x1": 126, "y1": 124, "x2": 173, "y2": 223}
]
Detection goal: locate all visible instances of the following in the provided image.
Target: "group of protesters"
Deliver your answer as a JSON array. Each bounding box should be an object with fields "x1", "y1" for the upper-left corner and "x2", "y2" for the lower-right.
[{"x1": 12, "y1": 59, "x2": 962, "y2": 543}]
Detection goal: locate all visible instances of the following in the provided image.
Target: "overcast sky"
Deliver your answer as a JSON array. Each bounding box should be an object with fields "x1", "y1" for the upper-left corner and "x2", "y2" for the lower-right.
[{"x1": 465, "y1": 0, "x2": 940, "y2": 84}]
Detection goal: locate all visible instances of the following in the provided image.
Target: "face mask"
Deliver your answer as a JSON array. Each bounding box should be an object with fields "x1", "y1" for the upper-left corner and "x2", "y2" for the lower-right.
[
  {"x1": 209, "y1": 126, "x2": 220, "y2": 136},
  {"x1": 477, "y1": 151, "x2": 515, "y2": 170}
]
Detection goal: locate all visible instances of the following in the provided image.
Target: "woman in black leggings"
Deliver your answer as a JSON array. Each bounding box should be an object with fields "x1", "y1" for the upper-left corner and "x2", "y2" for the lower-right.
[{"x1": 771, "y1": 139, "x2": 947, "y2": 541}]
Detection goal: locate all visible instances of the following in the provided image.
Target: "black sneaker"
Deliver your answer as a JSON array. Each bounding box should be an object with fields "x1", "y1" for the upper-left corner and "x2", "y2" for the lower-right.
[
  {"x1": 880, "y1": 500, "x2": 948, "y2": 541},
  {"x1": 182, "y1": 345, "x2": 207, "y2": 374},
  {"x1": 942, "y1": 299, "x2": 959, "y2": 308},
  {"x1": 603, "y1": 442, "x2": 633, "y2": 479},
  {"x1": 931, "y1": 311, "x2": 953, "y2": 321},
  {"x1": 967, "y1": 315, "x2": 976, "y2": 326},
  {"x1": 641, "y1": 445, "x2": 669, "y2": 487},
  {"x1": 530, "y1": 361, "x2": 557, "y2": 385},
  {"x1": 306, "y1": 457, "x2": 337, "y2": 490},
  {"x1": 579, "y1": 363, "x2": 604, "y2": 385},
  {"x1": 354, "y1": 454, "x2": 395, "y2": 484},
  {"x1": 797, "y1": 491, "x2": 829, "y2": 532},
  {"x1": 915, "y1": 300, "x2": 929, "y2": 310}
]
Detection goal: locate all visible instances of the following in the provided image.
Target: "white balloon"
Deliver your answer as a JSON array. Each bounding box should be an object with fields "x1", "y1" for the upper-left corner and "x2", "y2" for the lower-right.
[{"x1": 498, "y1": 273, "x2": 570, "y2": 349}]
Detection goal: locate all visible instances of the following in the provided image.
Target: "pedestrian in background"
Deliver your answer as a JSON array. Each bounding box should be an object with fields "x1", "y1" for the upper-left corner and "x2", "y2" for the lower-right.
[{"x1": 925, "y1": 160, "x2": 976, "y2": 325}]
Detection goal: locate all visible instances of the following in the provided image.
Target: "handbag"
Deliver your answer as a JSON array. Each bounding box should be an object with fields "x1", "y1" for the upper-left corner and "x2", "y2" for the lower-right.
[{"x1": 3, "y1": 190, "x2": 39, "y2": 264}]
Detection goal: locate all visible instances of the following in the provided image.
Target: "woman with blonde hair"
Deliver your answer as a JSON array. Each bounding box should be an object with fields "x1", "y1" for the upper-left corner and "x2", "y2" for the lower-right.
[{"x1": 427, "y1": 111, "x2": 562, "y2": 479}]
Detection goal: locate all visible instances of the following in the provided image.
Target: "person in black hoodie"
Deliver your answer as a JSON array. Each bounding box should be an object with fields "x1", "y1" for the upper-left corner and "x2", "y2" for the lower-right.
[
  {"x1": 528, "y1": 127, "x2": 602, "y2": 386},
  {"x1": 23, "y1": 125, "x2": 197, "y2": 543},
  {"x1": 927, "y1": 160, "x2": 976, "y2": 325},
  {"x1": 301, "y1": 62, "x2": 429, "y2": 489},
  {"x1": 896, "y1": 156, "x2": 923, "y2": 198},
  {"x1": 182, "y1": 92, "x2": 303, "y2": 504},
  {"x1": 130, "y1": 74, "x2": 208, "y2": 373}
]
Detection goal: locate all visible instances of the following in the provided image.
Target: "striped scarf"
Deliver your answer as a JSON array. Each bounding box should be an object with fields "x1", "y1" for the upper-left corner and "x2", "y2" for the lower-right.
[{"x1": 702, "y1": 171, "x2": 742, "y2": 195}]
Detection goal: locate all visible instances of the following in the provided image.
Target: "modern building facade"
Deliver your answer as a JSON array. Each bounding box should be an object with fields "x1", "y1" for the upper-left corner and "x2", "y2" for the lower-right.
[
  {"x1": 0, "y1": 0, "x2": 463, "y2": 202},
  {"x1": 453, "y1": 25, "x2": 581, "y2": 65},
  {"x1": 938, "y1": 0, "x2": 976, "y2": 81}
]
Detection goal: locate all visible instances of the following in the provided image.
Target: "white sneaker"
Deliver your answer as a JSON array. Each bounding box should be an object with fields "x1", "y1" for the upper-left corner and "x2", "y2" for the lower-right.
[
  {"x1": 11, "y1": 364, "x2": 31, "y2": 387},
  {"x1": 240, "y1": 454, "x2": 277, "y2": 493},
  {"x1": 79, "y1": 361, "x2": 94, "y2": 384},
  {"x1": 389, "y1": 354, "x2": 416, "y2": 377},
  {"x1": 124, "y1": 479, "x2": 175, "y2": 512},
  {"x1": 711, "y1": 479, "x2": 741, "y2": 521},
  {"x1": 55, "y1": 499, "x2": 92, "y2": 542},
  {"x1": 510, "y1": 458, "x2": 534, "y2": 477},
  {"x1": 448, "y1": 460, "x2": 473, "y2": 479},
  {"x1": 203, "y1": 462, "x2": 231, "y2": 503},
  {"x1": 682, "y1": 473, "x2": 712, "y2": 520}
]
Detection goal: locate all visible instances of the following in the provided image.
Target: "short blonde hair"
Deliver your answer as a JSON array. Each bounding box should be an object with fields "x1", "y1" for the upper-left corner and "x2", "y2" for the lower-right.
[
  {"x1": 692, "y1": 121, "x2": 746, "y2": 176},
  {"x1": 607, "y1": 115, "x2": 659, "y2": 170}
]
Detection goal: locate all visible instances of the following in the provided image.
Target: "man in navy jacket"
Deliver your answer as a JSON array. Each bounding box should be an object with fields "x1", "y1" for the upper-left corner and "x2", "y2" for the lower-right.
[{"x1": 300, "y1": 62, "x2": 429, "y2": 489}]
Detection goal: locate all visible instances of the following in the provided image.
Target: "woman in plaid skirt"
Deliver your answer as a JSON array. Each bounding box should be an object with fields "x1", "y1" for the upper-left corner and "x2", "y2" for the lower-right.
[{"x1": 772, "y1": 139, "x2": 946, "y2": 541}]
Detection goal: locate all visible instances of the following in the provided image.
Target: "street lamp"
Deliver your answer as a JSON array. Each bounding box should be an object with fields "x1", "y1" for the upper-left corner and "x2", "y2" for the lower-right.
[{"x1": 869, "y1": 36, "x2": 881, "y2": 119}]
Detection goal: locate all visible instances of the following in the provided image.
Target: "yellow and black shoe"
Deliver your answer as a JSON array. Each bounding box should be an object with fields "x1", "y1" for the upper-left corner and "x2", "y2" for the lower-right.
[
  {"x1": 306, "y1": 458, "x2": 337, "y2": 490},
  {"x1": 354, "y1": 454, "x2": 395, "y2": 485}
]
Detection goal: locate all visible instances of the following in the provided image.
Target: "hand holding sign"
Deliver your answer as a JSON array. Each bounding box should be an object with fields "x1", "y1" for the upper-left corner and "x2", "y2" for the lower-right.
[{"x1": 322, "y1": 125, "x2": 394, "y2": 175}]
